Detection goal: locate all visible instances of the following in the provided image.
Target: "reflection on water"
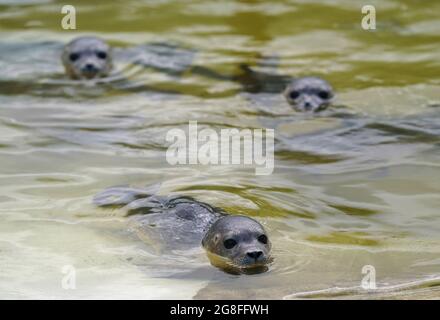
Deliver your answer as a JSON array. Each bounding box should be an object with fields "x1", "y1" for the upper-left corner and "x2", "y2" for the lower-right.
[{"x1": 0, "y1": 0, "x2": 440, "y2": 299}]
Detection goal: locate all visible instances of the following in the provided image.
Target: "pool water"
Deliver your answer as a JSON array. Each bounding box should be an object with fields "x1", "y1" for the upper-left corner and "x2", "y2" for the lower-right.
[{"x1": 0, "y1": 0, "x2": 439, "y2": 299}]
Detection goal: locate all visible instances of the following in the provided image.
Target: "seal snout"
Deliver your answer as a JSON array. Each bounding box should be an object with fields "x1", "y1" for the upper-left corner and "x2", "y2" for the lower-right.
[
  {"x1": 241, "y1": 245, "x2": 269, "y2": 267},
  {"x1": 83, "y1": 63, "x2": 99, "y2": 72},
  {"x1": 81, "y1": 62, "x2": 101, "y2": 78},
  {"x1": 244, "y1": 249, "x2": 267, "y2": 266},
  {"x1": 246, "y1": 250, "x2": 263, "y2": 260},
  {"x1": 304, "y1": 101, "x2": 313, "y2": 110}
]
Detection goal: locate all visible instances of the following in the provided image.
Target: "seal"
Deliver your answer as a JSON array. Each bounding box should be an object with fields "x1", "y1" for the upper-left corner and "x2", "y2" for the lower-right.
[
  {"x1": 284, "y1": 77, "x2": 334, "y2": 112},
  {"x1": 93, "y1": 186, "x2": 272, "y2": 273},
  {"x1": 62, "y1": 36, "x2": 113, "y2": 80},
  {"x1": 202, "y1": 215, "x2": 271, "y2": 273},
  {"x1": 210, "y1": 56, "x2": 335, "y2": 112}
]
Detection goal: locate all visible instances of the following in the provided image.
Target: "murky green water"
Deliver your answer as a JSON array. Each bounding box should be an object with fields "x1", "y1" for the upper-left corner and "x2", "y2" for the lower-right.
[{"x1": 1, "y1": 0, "x2": 440, "y2": 299}]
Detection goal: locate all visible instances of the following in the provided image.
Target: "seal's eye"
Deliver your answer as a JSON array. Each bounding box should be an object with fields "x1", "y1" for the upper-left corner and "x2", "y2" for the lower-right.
[
  {"x1": 223, "y1": 239, "x2": 237, "y2": 249},
  {"x1": 258, "y1": 234, "x2": 268, "y2": 244},
  {"x1": 289, "y1": 91, "x2": 300, "y2": 100},
  {"x1": 69, "y1": 53, "x2": 80, "y2": 62},
  {"x1": 96, "y1": 51, "x2": 107, "y2": 59},
  {"x1": 318, "y1": 91, "x2": 330, "y2": 99}
]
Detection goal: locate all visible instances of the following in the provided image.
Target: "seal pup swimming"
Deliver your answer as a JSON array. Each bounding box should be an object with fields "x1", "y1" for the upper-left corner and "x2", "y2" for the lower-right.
[
  {"x1": 284, "y1": 77, "x2": 334, "y2": 112},
  {"x1": 218, "y1": 56, "x2": 335, "y2": 112},
  {"x1": 62, "y1": 36, "x2": 113, "y2": 80},
  {"x1": 193, "y1": 58, "x2": 335, "y2": 112},
  {"x1": 93, "y1": 186, "x2": 272, "y2": 274}
]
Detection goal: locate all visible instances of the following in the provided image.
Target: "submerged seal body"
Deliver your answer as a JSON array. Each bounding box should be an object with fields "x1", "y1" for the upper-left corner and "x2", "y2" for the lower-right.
[
  {"x1": 93, "y1": 186, "x2": 271, "y2": 273},
  {"x1": 62, "y1": 36, "x2": 113, "y2": 80},
  {"x1": 284, "y1": 76, "x2": 334, "y2": 112}
]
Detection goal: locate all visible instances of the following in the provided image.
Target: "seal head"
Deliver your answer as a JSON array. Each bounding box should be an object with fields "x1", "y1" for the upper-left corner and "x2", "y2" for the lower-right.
[
  {"x1": 284, "y1": 76, "x2": 334, "y2": 112},
  {"x1": 62, "y1": 36, "x2": 113, "y2": 80},
  {"x1": 202, "y1": 215, "x2": 271, "y2": 272}
]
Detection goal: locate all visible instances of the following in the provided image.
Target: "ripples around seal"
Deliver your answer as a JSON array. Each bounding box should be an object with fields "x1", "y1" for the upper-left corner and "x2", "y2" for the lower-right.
[{"x1": 1, "y1": 0, "x2": 440, "y2": 299}]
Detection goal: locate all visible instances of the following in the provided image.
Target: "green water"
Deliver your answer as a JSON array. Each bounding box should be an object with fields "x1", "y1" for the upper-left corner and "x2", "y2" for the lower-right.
[{"x1": 0, "y1": 0, "x2": 439, "y2": 299}]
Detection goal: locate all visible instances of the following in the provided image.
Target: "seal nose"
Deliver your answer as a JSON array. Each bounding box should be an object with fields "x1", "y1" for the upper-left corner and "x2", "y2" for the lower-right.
[
  {"x1": 246, "y1": 251, "x2": 263, "y2": 260},
  {"x1": 84, "y1": 63, "x2": 97, "y2": 72},
  {"x1": 304, "y1": 101, "x2": 312, "y2": 109}
]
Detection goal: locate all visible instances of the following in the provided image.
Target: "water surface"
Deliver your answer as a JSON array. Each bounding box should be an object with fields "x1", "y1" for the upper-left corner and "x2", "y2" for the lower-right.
[{"x1": 0, "y1": 0, "x2": 439, "y2": 299}]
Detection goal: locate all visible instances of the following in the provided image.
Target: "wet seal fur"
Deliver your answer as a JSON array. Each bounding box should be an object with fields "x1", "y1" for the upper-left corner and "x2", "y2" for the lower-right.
[{"x1": 93, "y1": 186, "x2": 272, "y2": 274}]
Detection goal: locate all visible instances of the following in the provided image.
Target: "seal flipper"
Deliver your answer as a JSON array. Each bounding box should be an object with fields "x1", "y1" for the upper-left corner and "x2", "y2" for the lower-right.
[
  {"x1": 93, "y1": 183, "x2": 161, "y2": 207},
  {"x1": 124, "y1": 194, "x2": 173, "y2": 215}
]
